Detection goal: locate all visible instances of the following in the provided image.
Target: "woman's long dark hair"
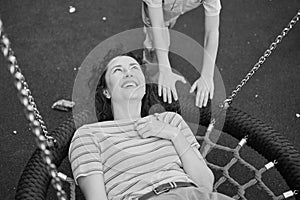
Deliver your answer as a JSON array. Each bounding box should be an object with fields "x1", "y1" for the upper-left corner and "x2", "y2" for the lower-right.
[{"x1": 94, "y1": 49, "x2": 180, "y2": 122}]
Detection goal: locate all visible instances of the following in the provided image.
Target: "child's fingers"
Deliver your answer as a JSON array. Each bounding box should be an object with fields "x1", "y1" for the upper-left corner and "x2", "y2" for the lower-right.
[
  {"x1": 171, "y1": 87, "x2": 178, "y2": 101},
  {"x1": 179, "y1": 75, "x2": 187, "y2": 84},
  {"x1": 203, "y1": 91, "x2": 209, "y2": 107},
  {"x1": 210, "y1": 87, "x2": 214, "y2": 99},
  {"x1": 199, "y1": 90, "x2": 206, "y2": 108},
  {"x1": 163, "y1": 87, "x2": 167, "y2": 102},
  {"x1": 158, "y1": 84, "x2": 162, "y2": 97},
  {"x1": 167, "y1": 87, "x2": 172, "y2": 104},
  {"x1": 190, "y1": 81, "x2": 197, "y2": 93},
  {"x1": 196, "y1": 89, "x2": 200, "y2": 107}
]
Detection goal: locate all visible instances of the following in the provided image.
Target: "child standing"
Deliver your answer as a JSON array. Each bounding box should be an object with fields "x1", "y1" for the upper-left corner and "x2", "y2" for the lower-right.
[{"x1": 142, "y1": 0, "x2": 221, "y2": 108}]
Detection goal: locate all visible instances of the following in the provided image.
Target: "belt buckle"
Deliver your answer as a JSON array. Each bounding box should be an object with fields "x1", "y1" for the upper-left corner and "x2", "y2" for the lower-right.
[{"x1": 153, "y1": 182, "x2": 176, "y2": 195}]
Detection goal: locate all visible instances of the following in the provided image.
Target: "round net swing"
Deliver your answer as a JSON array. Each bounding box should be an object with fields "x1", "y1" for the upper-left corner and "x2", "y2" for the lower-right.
[{"x1": 0, "y1": 9, "x2": 299, "y2": 200}]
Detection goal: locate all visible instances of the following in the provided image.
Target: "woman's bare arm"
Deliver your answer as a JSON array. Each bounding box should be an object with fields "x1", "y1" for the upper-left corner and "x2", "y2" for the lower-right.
[
  {"x1": 78, "y1": 173, "x2": 108, "y2": 200},
  {"x1": 171, "y1": 130, "x2": 214, "y2": 192}
]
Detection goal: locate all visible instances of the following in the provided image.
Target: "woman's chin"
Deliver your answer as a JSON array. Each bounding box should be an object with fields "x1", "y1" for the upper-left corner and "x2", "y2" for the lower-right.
[
  {"x1": 125, "y1": 92, "x2": 145, "y2": 101},
  {"x1": 122, "y1": 86, "x2": 145, "y2": 99}
]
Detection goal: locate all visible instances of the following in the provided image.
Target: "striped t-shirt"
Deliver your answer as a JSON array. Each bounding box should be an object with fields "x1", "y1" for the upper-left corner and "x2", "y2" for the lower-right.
[{"x1": 69, "y1": 111, "x2": 201, "y2": 200}]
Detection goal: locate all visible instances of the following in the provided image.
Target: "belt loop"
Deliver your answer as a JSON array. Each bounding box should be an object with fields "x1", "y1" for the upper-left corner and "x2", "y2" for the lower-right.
[
  {"x1": 169, "y1": 182, "x2": 175, "y2": 189},
  {"x1": 173, "y1": 181, "x2": 177, "y2": 188},
  {"x1": 168, "y1": 181, "x2": 177, "y2": 189}
]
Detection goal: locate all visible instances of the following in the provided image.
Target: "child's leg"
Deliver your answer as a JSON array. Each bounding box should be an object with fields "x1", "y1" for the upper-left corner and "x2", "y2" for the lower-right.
[
  {"x1": 141, "y1": 0, "x2": 188, "y2": 81},
  {"x1": 141, "y1": 0, "x2": 186, "y2": 64},
  {"x1": 142, "y1": 2, "x2": 157, "y2": 64},
  {"x1": 142, "y1": 2, "x2": 160, "y2": 82},
  {"x1": 143, "y1": 26, "x2": 157, "y2": 64}
]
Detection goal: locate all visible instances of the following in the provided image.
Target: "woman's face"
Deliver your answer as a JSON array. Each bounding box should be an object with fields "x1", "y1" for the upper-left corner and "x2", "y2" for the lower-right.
[{"x1": 105, "y1": 56, "x2": 146, "y2": 102}]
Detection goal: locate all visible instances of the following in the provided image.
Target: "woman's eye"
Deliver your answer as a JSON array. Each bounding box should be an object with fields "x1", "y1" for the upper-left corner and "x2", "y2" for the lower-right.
[
  {"x1": 131, "y1": 65, "x2": 140, "y2": 70},
  {"x1": 113, "y1": 68, "x2": 122, "y2": 73}
]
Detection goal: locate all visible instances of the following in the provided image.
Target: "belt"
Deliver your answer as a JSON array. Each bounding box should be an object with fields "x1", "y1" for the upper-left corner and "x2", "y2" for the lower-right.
[{"x1": 138, "y1": 182, "x2": 196, "y2": 200}]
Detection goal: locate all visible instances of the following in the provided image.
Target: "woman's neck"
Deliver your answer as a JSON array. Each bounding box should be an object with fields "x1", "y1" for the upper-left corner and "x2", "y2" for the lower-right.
[{"x1": 111, "y1": 100, "x2": 142, "y2": 120}]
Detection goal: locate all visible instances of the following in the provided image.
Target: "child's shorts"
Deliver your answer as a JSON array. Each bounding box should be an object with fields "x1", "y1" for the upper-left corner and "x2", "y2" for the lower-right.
[
  {"x1": 141, "y1": 0, "x2": 221, "y2": 51},
  {"x1": 142, "y1": 0, "x2": 205, "y2": 29},
  {"x1": 142, "y1": 0, "x2": 204, "y2": 51}
]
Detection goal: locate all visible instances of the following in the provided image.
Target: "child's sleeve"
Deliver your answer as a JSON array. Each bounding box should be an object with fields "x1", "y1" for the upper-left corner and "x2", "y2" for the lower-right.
[
  {"x1": 68, "y1": 125, "x2": 103, "y2": 185},
  {"x1": 203, "y1": 0, "x2": 222, "y2": 16},
  {"x1": 143, "y1": 0, "x2": 163, "y2": 8}
]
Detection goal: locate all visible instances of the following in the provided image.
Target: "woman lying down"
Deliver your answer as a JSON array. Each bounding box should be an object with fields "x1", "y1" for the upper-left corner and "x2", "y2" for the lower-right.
[{"x1": 69, "y1": 50, "x2": 234, "y2": 200}]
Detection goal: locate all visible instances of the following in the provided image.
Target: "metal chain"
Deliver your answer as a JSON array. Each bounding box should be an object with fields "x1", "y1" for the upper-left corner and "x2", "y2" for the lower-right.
[
  {"x1": 22, "y1": 79, "x2": 57, "y2": 147},
  {"x1": 0, "y1": 20, "x2": 56, "y2": 146},
  {"x1": 0, "y1": 19, "x2": 66, "y2": 200},
  {"x1": 225, "y1": 9, "x2": 300, "y2": 105},
  {"x1": 201, "y1": 9, "x2": 300, "y2": 158}
]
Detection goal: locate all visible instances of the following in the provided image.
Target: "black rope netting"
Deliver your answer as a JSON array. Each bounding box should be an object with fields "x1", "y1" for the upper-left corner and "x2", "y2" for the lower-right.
[{"x1": 15, "y1": 97, "x2": 300, "y2": 200}]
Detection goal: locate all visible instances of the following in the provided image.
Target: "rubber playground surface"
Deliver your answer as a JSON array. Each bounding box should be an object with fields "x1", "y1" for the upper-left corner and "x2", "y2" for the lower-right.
[{"x1": 0, "y1": 0, "x2": 300, "y2": 199}]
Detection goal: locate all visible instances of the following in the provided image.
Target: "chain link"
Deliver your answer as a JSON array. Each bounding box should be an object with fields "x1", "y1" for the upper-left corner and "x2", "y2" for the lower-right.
[
  {"x1": 225, "y1": 9, "x2": 300, "y2": 105},
  {"x1": 0, "y1": 19, "x2": 66, "y2": 200}
]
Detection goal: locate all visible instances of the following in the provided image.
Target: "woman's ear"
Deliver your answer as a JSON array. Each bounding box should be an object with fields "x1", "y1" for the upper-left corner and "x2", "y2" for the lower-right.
[{"x1": 103, "y1": 89, "x2": 111, "y2": 99}]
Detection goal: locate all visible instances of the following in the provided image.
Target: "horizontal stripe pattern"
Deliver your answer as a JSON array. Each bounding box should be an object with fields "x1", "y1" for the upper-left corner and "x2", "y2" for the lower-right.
[{"x1": 69, "y1": 112, "x2": 200, "y2": 200}]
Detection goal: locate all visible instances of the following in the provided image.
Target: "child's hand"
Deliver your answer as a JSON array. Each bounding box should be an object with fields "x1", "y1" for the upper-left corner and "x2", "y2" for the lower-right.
[
  {"x1": 190, "y1": 76, "x2": 214, "y2": 108},
  {"x1": 134, "y1": 115, "x2": 179, "y2": 140},
  {"x1": 158, "y1": 68, "x2": 186, "y2": 104}
]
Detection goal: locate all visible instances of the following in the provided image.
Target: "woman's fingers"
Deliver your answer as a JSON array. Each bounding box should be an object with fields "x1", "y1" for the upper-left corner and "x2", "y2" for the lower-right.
[
  {"x1": 135, "y1": 117, "x2": 162, "y2": 138},
  {"x1": 135, "y1": 121, "x2": 151, "y2": 137},
  {"x1": 135, "y1": 116, "x2": 174, "y2": 139},
  {"x1": 135, "y1": 117, "x2": 149, "y2": 126},
  {"x1": 139, "y1": 126, "x2": 152, "y2": 138},
  {"x1": 135, "y1": 120, "x2": 147, "y2": 131}
]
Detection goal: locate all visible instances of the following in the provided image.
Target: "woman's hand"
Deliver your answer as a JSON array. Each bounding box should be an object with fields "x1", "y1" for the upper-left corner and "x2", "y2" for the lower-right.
[
  {"x1": 189, "y1": 75, "x2": 214, "y2": 108},
  {"x1": 158, "y1": 67, "x2": 186, "y2": 104},
  {"x1": 134, "y1": 115, "x2": 179, "y2": 140}
]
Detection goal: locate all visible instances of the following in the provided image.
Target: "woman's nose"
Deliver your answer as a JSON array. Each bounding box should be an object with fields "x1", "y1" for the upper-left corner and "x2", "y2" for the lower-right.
[
  {"x1": 124, "y1": 69, "x2": 133, "y2": 77},
  {"x1": 125, "y1": 73, "x2": 133, "y2": 78}
]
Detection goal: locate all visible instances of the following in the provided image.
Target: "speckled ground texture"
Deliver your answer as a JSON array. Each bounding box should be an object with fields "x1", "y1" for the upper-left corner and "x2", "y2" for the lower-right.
[{"x1": 0, "y1": 0, "x2": 300, "y2": 199}]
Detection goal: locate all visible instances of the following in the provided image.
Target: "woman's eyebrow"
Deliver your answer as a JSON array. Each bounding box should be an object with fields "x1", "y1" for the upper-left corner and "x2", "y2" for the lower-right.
[
  {"x1": 110, "y1": 63, "x2": 138, "y2": 71},
  {"x1": 111, "y1": 65, "x2": 122, "y2": 70}
]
